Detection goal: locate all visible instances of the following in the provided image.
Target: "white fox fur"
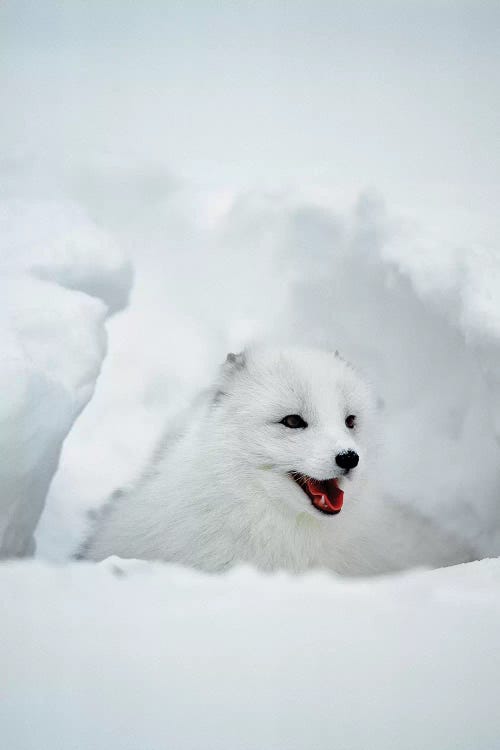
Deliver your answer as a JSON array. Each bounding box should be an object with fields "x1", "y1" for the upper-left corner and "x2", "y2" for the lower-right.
[{"x1": 84, "y1": 345, "x2": 472, "y2": 574}]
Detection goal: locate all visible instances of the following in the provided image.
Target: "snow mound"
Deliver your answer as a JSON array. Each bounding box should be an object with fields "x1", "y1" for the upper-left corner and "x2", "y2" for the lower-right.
[
  {"x1": 37, "y1": 186, "x2": 500, "y2": 562},
  {"x1": 1, "y1": 557, "x2": 500, "y2": 750},
  {"x1": 274, "y1": 194, "x2": 500, "y2": 554},
  {"x1": 0, "y1": 199, "x2": 132, "y2": 557}
]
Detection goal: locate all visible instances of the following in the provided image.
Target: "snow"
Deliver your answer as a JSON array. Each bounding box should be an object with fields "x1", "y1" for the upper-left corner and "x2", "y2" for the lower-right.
[
  {"x1": 1, "y1": 3, "x2": 500, "y2": 747},
  {"x1": 2, "y1": 556, "x2": 500, "y2": 750},
  {"x1": 1, "y1": 2, "x2": 498, "y2": 557},
  {"x1": 34, "y1": 189, "x2": 500, "y2": 561},
  {"x1": 0, "y1": 200, "x2": 131, "y2": 556}
]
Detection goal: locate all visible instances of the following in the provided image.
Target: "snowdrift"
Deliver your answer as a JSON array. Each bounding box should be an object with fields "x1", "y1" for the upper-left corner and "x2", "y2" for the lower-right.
[
  {"x1": 2, "y1": 556, "x2": 500, "y2": 750},
  {"x1": 0, "y1": 199, "x2": 131, "y2": 557},
  {"x1": 2, "y1": 4, "x2": 499, "y2": 748},
  {"x1": 35, "y1": 186, "x2": 500, "y2": 562}
]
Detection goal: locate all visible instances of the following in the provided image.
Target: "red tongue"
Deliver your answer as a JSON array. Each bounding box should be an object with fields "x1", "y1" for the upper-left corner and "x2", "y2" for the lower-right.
[{"x1": 306, "y1": 478, "x2": 344, "y2": 513}]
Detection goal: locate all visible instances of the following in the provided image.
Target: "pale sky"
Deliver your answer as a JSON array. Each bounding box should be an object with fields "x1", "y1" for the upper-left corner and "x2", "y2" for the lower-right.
[{"x1": 2, "y1": 1, "x2": 499, "y2": 237}]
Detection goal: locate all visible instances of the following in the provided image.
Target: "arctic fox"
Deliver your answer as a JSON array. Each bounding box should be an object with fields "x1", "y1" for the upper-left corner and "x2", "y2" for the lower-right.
[{"x1": 84, "y1": 345, "x2": 472, "y2": 574}]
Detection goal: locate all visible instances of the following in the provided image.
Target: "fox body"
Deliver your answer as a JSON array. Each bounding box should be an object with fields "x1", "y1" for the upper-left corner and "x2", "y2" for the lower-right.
[{"x1": 84, "y1": 346, "x2": 471, "y2": 574}]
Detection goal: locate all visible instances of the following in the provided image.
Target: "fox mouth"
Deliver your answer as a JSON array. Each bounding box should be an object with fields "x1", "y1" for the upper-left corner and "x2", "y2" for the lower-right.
[{"x1": 289, "y1": 472, "x2": 344, "y2": 515}]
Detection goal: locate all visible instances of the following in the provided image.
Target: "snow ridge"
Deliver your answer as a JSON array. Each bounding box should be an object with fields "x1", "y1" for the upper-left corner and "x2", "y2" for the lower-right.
[{"x1": 0, "y1": 199, "x2": 131, "y2": 557}]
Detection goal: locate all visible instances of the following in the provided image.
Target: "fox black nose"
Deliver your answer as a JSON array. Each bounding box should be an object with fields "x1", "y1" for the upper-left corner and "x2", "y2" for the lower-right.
[{"x1": 335, "y1": 450, "x2": 359, "y2": 471}]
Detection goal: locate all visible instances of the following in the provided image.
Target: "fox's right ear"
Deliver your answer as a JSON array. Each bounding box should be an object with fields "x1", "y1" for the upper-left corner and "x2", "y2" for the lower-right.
[
  {"x1": 224, "y1": 351, "x2": 246, "y2": 371},
  {"x1": 214, "y1": 351, "x2": 246, "y2": 401}
]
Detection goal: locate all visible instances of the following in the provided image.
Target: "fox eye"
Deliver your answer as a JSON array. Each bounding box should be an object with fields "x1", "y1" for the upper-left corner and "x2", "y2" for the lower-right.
[
  {"x1": 281, "y1": 414, "x2": 308, "y2": 429},
  {"x1": 345, "y1": 414, "x2": 356, "y2": 429}
]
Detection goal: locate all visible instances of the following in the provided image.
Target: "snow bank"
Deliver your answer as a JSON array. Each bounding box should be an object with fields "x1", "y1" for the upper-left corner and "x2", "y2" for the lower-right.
[
  {"x1": 2, "y1": 557, "x2": 500, "y2": 750},
  {"x1": 0, "y1": 0, "x2": 496, "y2": 564},
  {"x1": 274, "y1": 194, "x2": 500, "y2": 554},
  {"x1": 0, "y1": 200, "x2": 131, "y2": 557},
  {"x1": 36, "y1": 184, "x2": 500, "y2": 562},
  {"x1": 1, "y1": 6, "x2": 499, "y2": 745}
]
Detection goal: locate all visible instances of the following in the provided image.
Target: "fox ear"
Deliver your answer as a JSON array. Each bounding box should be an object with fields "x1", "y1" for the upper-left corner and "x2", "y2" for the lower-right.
[
  {"x1": 225, "y1": 351, "x2": 246, "y2": 370},
  {"x1": 333, "y1": 349, "x2": 355, "y2": 370},
  {"x1": 214, "y1": 351, "x2": 246, "y2": 402}
]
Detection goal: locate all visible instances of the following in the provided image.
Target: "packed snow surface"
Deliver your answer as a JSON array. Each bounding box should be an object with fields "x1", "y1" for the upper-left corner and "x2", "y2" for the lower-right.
[{"x1": 2, "y1": 557, "x2": 500, "y2": 750}]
